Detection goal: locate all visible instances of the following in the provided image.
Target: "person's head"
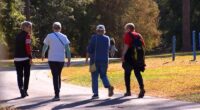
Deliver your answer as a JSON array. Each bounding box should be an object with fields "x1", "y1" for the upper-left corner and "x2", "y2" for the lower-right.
[
  {"x1": 110, "y1": 37, "x2": 115, "y2": 45},
  {"x1": 124, "y1": 23, "x2": 135, "y2": 32},
  {"x1": 53, "y1": 22, "x2": 62, "y2": 32},
  {"x1": 96, "y1": 24, "x2": 106, "y2": 35},
  {"x1": 21, "y1": 21, "x2": 32, "y2": 34}
]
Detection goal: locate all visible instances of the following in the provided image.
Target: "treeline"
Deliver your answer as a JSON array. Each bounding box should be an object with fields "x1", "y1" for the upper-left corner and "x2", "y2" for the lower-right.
[
  {"x1": 158, "y1": 0, "x2": 200, "y2": 50},
  {"x1": 1, "y1": 0, "x2": 200, "y2": 58}
]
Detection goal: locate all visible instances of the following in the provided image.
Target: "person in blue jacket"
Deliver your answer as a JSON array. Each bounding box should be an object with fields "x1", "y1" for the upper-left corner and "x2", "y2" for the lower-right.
[{"x1": 87, "y1": 24, "x2": 114, "y2": 99}]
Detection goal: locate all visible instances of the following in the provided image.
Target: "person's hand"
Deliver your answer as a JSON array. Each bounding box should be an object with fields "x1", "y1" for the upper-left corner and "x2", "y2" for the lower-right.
[
  {"x1": 67, "y1": 58, "x2": 71, "y2": 67},
  {"x1": 85, "y1": 58, "x2": 88, "y2": 64},
  {"x1": 41, "y1": 56, "x2": 44, "y2": 61},
  {"x1": 30, "y1": 59, "x2": 33, "y2": 65},
  {"x1": 67, "y1": 61, "x2": 71, "y2": 67}
]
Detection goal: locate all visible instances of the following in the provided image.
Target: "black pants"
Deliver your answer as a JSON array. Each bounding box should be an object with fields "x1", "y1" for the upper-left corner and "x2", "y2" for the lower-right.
[
  {"x1": 123, "y1": 62, "x2": 144, "y2": 93},
  {"x1": 49, "y1": 61, "x2": 64, "y2": 96},
  {"x1": 14, "y1": 60, "x2": 31, "y2": 93}
]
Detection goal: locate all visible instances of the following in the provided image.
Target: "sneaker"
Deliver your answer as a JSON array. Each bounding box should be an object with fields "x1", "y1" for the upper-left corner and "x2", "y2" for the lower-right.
[
  {"x1": 124, "y1": 92, "x2": 131, "y2": 97},
  {"x1": 91, "y1": 94, "x2": 99, "y2": 99},
  {"x1": 108, "y1": 86, "x2": 114, "y2": 97},
  {"x1": 138, "y1": 89, "x2": 145, "y2": 98},
  {"x1": 52, "y1": 96, "x2": 60, "y2": 101}
]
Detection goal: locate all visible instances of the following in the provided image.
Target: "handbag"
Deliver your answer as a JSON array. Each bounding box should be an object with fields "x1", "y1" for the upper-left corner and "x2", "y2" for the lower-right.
[{"x1": 89, "y1": 36, "x2": 97, "y2": 73}]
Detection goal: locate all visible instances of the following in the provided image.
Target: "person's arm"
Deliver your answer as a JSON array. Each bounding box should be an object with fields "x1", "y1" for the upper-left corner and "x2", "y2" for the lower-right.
[
  {"x1": 65, "y1": 44, "x2": 71, "y2": 67},
  {"x1": 25, "y1": 34, "x2": 32, "y2": 64},
  {"x1": 41, "y1": 44, "x2": 48, "y2": 61},
  {"x1": 121, "y1": 33, "x2": 130, "y2": 62},
  {"x1": 139, "y1": 34, "x2": 145, "y2": 47},
  {"x1": 87, "y1": 36, "x2": 95, "y2": 54},
  {"x1": 85, "y1": 52, "x2": 89, "y2": 64},
  {"x1": 121, "y1": 44, "x2": 129, "y2": 62}
]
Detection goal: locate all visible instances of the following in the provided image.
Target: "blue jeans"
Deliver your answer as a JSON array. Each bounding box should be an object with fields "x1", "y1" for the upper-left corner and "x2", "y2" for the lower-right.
[{"x1": 91, "y1": 62, "x2": 111, "y2": 95}]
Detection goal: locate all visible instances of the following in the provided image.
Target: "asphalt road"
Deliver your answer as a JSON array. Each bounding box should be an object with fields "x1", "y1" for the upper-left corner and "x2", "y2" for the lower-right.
[{"x1": 0, "y1": 61, "x2": 200, "y2": 110}]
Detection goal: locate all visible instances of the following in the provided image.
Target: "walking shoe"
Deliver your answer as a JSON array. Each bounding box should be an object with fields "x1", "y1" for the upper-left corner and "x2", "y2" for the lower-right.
[
  {"x1": 20, "y1": 89, "x2": 26, "y2": 98},
  {"x1": 91, "y1": 94, "x2": 99, "y2": 99},
  {"x1": 124, "y1": 92, "x2": 131, "y2": 97},
  {"x1": 138, "y1": 89, "x2": 145, "y2": 98},
  {"x1": 108, "y1": 86, "x2": 114, "y2": 97},
  {"x1": 52, "y1": 96, "x2": 60, "y2": 101},
  {"x1": 25, "y1": 91, "x2": 29, "y2": 96}
]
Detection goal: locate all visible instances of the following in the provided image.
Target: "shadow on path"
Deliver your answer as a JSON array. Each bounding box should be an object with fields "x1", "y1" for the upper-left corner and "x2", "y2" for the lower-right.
[
  {"x1": 0, "y1": 97, "x2": 22, "y2": 103},
  {"x1": 51, "y1": 99, "x2": 92, "y2": 110},
  {"x1": 52, "y1": 96, "x2": 135, "y2": 110},
  {"x1": 16, "y1": 95, "x2": 91, "y2": 109},
  {"x1": 16, "y1": 96, "x2": 54, "y2": 109},
  {"x1": 86, "y1": 96, "x2": 136, "y2": 108}
]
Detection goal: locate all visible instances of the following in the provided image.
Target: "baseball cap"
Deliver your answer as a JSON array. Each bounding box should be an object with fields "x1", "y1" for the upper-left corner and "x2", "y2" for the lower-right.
[{"x1": 96, "y1": 24, "x2": 106, "y2": 30}]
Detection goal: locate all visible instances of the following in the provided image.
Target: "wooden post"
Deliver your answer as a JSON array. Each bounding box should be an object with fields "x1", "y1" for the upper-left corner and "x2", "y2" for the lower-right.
[{"x1": 182, "y1": 0, "x2": 191, "y2": 51}]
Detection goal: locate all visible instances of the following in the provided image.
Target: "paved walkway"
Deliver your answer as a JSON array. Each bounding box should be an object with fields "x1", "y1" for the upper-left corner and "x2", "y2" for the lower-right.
[{"x1": 0, "y1": 64, "x2": 200, "y2": 110}]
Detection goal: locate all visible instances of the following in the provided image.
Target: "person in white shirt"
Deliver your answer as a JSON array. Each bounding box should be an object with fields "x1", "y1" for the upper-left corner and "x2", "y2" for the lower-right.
[{"x1": 42, "y1": 22, "x2": 71, "y2": 101}]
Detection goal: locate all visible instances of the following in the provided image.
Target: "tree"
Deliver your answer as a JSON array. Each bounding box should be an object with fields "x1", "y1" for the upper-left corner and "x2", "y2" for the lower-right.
[
  {"x1": 182, "y1": 0, "x2": 191, "y2": 51},
  {"x1": 1, "y1": 0, "x2": 25, "y2": 57},
  {"x1": 28, "y1": 0, "x2": 161, "y2": 56},
  {"x1": 0, "y1": 1, "x2": 6, "y2": 45},
  {"x1": 30, "y1": 0, "x2": 93, "y2": 56},
  {"x1": 90, "y1": 0, "x2": 161, "y2": 51},
  {"x1": 122, "y1": 0, "x2": 161, "y2": 50},
  {"x1": 24, "y1": 0, "x2": 31, "y2": 20},
  {"x1": 0, "y1": 1, "x2": 8, "y2": 59},
  {"x1": 157, "y1": 0, "x2": 183, "y2": 50},
  {"x1": 157, "y1": 0, "x2": 200, "y2": 51}
]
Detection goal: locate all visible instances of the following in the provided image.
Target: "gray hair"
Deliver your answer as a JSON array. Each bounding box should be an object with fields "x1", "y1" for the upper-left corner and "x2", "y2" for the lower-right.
[
  {"x1": 21, "y1": 21, "x2": 32, "y2": 30},
  {"x1": 53, "y1": 22, "x2": 62, "y2": 30},
  {"x1": 125, "y1": 23, "x2": 135, "y2": 31}
]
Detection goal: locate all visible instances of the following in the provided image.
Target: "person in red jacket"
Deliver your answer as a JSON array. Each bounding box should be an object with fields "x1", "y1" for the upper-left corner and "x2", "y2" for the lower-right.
[
  {"x1": 121, "y1": 23, "x2": 145, "y2": 98},
  {"x1": 14, "y1": 21, "x2": 32, "y2": 98}
]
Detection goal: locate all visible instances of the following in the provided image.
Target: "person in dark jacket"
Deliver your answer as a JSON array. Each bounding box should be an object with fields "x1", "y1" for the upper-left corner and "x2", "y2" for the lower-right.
[
  {"x1": 121, "y1": 23, "x2": 146, "y2": 98},
  {"x1": 87, "y1": 24, "x2": 114, "y2": 99},
  {"x1": 14, "y1": 21, "x2": 32, "y2": 98}
]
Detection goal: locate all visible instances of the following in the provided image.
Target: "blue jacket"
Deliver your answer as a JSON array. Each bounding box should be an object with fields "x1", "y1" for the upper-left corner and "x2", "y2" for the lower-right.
[{"x1": 87, "y1": 34, "x2": 110, "y2": 64}]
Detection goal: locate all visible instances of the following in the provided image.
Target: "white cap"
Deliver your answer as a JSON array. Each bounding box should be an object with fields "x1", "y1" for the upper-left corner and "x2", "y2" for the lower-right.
[{"x1": 96, "y1": 24, "x2": 106, "y2": 30}]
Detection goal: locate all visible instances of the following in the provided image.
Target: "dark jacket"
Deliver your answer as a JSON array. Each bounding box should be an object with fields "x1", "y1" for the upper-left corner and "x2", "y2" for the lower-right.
[{"x1": 14, "y1": 31, "x2": 32, "y2": 59}]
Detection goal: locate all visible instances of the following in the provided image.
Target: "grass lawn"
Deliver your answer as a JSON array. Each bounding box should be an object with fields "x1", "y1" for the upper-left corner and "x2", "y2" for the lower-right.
[
  {"x1": 0, "y1": 106, "x2": 16, "y2": 110},
  {"x1": 61, "y1": 52, "x2": 200, "y2": 103},
  {"x1": 0, "y1": 58, "x2": 86, "y2": 68},
  {"x1": 0, "y1": 59, "x2": 42, "y2": 68}
]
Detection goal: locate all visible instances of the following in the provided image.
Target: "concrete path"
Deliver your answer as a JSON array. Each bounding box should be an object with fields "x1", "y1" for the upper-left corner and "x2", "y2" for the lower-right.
[{"x1": 0, "y1": 64, "x2": 200, "y2": 110}]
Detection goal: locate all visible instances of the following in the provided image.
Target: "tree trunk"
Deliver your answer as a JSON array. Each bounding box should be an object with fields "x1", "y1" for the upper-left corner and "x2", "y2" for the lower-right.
[
  {"x1": 182, "y1": 0, "x2": 191, "y2": 51},
  {"x1": 24, "y1": 0, "x2": 30, "y2": 21}
]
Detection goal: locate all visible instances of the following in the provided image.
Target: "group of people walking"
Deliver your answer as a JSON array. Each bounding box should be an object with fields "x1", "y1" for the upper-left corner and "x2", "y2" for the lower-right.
[{"x1": 14, "y1": 21, "x2": 146, "y2": 101}]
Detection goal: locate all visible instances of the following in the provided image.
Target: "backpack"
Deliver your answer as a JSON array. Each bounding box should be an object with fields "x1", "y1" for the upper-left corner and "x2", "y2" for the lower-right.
[{"x1": 125, "y1": 32, "x2": 146, "y2": 72}]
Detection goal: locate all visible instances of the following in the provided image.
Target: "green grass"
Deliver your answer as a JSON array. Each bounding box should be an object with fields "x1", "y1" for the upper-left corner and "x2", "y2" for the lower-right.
[
  {"x1": 62, "y1": 52, "x2": 200, "y2": 103},
  {"x1": 0, "y1": 61, "x2": 14, "y2": 68}
]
